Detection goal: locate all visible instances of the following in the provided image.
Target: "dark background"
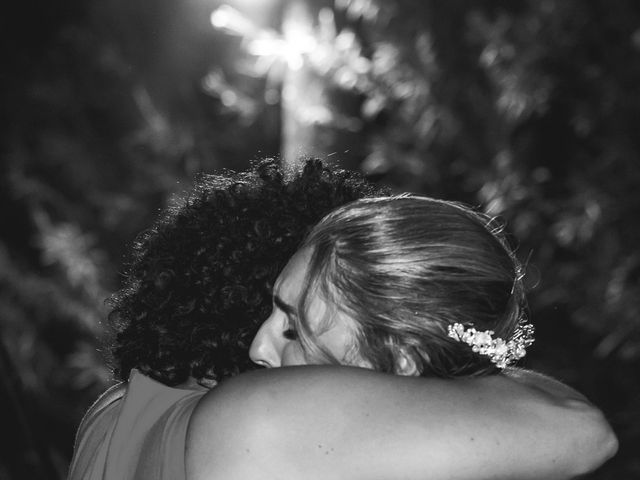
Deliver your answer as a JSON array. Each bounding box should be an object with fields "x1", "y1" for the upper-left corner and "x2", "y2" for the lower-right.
[{"x1": 1, "y1": 0, "x2": 638, "y2": 478}]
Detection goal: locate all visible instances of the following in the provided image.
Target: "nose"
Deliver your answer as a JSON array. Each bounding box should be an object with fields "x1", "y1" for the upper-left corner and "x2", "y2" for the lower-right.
[{"x1": 249, "y1": 315, "x2": 282, "y2": 368}]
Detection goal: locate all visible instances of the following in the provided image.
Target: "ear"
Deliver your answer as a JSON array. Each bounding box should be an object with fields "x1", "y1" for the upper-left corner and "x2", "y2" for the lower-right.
[{"x1": 395, "y1": 348, "x2": 420, "y2": 376}]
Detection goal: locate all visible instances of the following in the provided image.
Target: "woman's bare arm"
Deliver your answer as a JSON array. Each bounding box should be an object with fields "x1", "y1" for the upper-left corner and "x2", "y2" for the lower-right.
[{"x1": 185, "y1": 366, "x2": 617, "y2": 480}]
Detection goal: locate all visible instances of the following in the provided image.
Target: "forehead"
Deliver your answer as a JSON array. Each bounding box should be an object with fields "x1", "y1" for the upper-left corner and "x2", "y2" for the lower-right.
[{"x1": 274, "y1": 248, "x2": 314, "y2": 304}]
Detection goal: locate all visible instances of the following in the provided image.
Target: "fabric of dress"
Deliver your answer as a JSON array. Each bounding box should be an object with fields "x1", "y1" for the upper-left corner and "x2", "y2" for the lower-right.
[{"x1": 67, "y1": 369, "x2": 207, "y2": 480}]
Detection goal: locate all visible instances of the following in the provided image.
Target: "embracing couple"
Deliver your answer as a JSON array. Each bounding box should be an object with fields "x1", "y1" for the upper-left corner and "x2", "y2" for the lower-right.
[{"x1": 68, "y1": 159, "x2": 617, "y2": 480}]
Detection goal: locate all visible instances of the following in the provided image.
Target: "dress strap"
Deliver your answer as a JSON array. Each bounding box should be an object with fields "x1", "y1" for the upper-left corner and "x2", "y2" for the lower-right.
[{"x1": 73, "y1": 381, "x2": 127, "y2": 451}]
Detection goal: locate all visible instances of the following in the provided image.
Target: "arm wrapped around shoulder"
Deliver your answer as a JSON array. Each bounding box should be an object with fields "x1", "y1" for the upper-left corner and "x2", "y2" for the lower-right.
[{"x1": 185, "y1": 366, "x2": 618, "y2": 480}]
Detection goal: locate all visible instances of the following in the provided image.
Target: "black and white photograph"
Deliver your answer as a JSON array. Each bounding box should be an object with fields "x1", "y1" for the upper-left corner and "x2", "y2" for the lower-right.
[{"x1": 0, "y1": 1, "x2": 636, "y2": 478}]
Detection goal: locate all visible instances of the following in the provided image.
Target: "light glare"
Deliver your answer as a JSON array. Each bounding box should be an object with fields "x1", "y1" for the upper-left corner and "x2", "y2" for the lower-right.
[{"x1": 210, "y1": 5, "x2": 255, "y2": 36}]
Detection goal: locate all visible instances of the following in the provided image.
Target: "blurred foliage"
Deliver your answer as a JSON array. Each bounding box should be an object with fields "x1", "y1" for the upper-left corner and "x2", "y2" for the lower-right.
[{"x1": 1, "y1": 0, "x2": 639, "y2": 478}]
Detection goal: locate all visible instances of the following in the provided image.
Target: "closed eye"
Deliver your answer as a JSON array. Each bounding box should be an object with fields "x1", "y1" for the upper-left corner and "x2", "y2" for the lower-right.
[
  {"x1": 272, "y1": 293, "x2": 299, "y2": 340},
  {"x1": 283, "y1": 328, "x2": 298, "y2": 340}
]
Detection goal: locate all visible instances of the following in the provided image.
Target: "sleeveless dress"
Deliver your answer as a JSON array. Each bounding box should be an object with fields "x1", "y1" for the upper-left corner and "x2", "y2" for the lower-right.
[{"x1": 67, "y1": 369, "x2": 207, "y2": 480}]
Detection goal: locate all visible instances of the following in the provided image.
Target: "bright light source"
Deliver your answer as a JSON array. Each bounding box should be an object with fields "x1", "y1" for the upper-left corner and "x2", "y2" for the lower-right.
[
  {"x1": 282, "y1": 9, "x2": 317, "y2": 70},
  {"x1": 286, "y1": 51, "x2": 304, "y2": 71},
  {"x1": 211, "y1": 1, "x2": 322, "y2": 75},
  {"x1": 210, "y1": 6, "x2": 231, "y2": 28},
  {"x1": 283, "y1": 13, "x2": 317, "y2": 53},
  {"x1": 247, "y1": 34, "x2": 282, "y2": 56},
  {"x1": 210, "y1": 5, "x2": 255, "y2": 36}
]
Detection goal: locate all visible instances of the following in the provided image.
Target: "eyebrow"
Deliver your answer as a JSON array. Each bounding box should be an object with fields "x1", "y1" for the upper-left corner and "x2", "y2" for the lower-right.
[{"x1": 273, "y1": 293, "x2": 297, "y2": 317}]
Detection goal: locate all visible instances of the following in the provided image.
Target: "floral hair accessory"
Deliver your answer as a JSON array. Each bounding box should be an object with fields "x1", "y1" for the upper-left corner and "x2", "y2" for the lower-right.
[{"x1": 447, "y1": 322, "x2": 535, "y2": 369}]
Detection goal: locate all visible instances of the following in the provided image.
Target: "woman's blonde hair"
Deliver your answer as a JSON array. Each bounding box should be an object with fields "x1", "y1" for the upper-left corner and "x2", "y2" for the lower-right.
[{"x1": 294, "y1": 195, "x2": 528, "y2": 377}]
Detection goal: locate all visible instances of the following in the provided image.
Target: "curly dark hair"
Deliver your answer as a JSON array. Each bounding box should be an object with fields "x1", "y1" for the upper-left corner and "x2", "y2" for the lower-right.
[{"x1": 108, "y1": 158, "x2": 387, "y2": 387}]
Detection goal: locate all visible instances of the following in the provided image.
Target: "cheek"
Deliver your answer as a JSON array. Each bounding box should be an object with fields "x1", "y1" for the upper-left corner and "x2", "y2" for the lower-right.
[
  {"x1": 281, "y1": 341, "x2": 309, "y2": 366},
  {"x1": 316, "y1": 314, "x2": 361, "y2": 365}
]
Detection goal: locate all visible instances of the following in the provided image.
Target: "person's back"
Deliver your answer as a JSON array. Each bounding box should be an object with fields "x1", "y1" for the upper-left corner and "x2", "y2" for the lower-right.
[{"x1": 68, "y1": 370, "x2": 206, "y2": 480}]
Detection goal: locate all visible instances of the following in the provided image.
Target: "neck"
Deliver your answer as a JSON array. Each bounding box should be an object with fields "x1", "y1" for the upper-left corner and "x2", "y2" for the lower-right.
[{"x1": 175, "y1": 376, "x2": 215, "y2": 391}]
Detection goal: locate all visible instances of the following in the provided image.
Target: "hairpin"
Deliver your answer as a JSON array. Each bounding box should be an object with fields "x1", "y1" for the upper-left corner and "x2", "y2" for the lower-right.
[{"x1": 447, "y1": 322, "x2": 535, "y2": 369}]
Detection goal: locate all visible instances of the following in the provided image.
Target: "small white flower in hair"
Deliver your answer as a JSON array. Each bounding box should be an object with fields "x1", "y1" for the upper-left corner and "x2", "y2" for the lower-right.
[
  {"x1": 474, "y1": 331, "x2": 494, "y2": 347},
  {"x1": 493, "y1": 340, "x2": 509, "y2": 357}
]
